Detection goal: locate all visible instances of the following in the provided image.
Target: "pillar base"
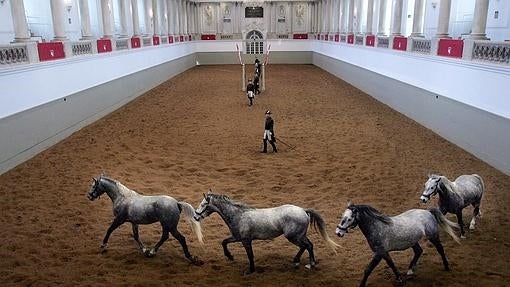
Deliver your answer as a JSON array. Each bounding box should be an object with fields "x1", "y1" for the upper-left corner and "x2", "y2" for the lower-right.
[
  {"x1": 53, "y1": 37, "x2": 69, "y2": 42},
  {"x1": 410, "y1": 33, "x2": 424, "y2": 38},
  {"x1": 11, "y1": 37, "x2": 32, "y2": 43},
  {"x1": 469, "y1": 33, "x2": 489, "y2": 40},
  {"x1": 80, "y1": 36, "x2": 94, "y2": 41},
  {"x1": 435, "y1": 34, "x2": 451, "y2": 39}
]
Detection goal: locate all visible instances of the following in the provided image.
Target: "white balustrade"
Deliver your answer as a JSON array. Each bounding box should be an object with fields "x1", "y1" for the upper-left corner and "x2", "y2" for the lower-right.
[{"x1": 71, "y1": 40, "x2": 94, "y2": 56}]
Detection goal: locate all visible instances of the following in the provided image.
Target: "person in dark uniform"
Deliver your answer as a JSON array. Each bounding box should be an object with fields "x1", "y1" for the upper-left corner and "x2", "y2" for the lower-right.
[
  {"x1": 253, "y1": 74, "x2": 260, "y2": 95},
  {"x1": 246, "y1": 79, "x2": 255, "y2": 106},
  {"x1": 262, "y1": 110, "x2": 277, "y2": 153},
  {"x1": 254, "y1": 58, "x2": 261, "y2": 75}
]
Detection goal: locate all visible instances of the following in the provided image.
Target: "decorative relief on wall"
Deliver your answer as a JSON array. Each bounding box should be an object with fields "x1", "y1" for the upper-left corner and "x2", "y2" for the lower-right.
[
  {"x1": 205, "y1": 5, "x2": 214, "y2": 26},
  {"x1": 278, "y1": 5, "x2": 286, "y2": 23},
  {"x1": 295, "y1": 4, "x2": 305, "y2": 26},
  {"x1": 223, "y1": 4, "x2": 231, "y2": 23}
]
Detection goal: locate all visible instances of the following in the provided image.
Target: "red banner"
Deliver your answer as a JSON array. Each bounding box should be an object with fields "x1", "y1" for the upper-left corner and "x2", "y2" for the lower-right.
[
  {"x1": 168, "y1": 36, "x2": 174, "y2": 43},
  {"x1": 97, "y1": 39, "x2": 112, "y2": 53},
  {"x1": 392, "y1": 36, "x2": 407, "y2": 51},
  {"x1": 153, "y1": 36, "x2": 160, "y2": 45},
  {"x1": 324, "y1": 34, "x2": 328, "y2": 41},
  {"x1": 438, "y1": 39, "x2": 464, "y2": 58},
  {"x1": 37, "y1": 42, "x2": 65, "y2": 61},
  {"x1": 347, "y1": 34, "x2": 354, "y2": 44},
  {"x1": 335, "y1": 34, "x2": 339, "y2": 42},
  {"x1": 201, "y1": 34, "x2": 216, "y2": 40},
  {"x1": 131, "y1": 37, "x2": 141, "y2": 48},
  {"x1": 293, "y1": 34, "x2": 308, "y2": 39},
  {"x1": 179, "y1": 35, "x2": 184, "y2": 42},
  {"x1": 189, "y1": 35, "x2": 192, "y2": 41},
  {"x1": 366, "y1": 35, "x2": 375, "y2": 47}
]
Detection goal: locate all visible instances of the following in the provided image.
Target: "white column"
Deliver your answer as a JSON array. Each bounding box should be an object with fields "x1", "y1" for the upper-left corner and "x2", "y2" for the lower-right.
[
  {"x1": 366, "y1": 0, "x2": 374, "y2": 35},
  {"x1": 152, "y1": 0, "x2": 160, "y2": 36},
  {"x1": 377, "y1": 0, "x2": 387, "y2": 35},
  {"x1": 144, "y1": 0, "x2": 152, "y2": 36},
  {"x1": 10, "y1": 0, "x2": 31, "y2": 42},
  {"x1": 436, "y1": 0, "x2": 451, "y2": 38},
  {"x1": 161, "y1": 0, "x2": 168, "y2": 36},
  {"x1": 118, "y1": 0, "x2": 129, "y2": 37},
  {"x1": 131, "y1": 0, "x2": 141, "y2": 36},
  {"x1": 339, "y1": 0, "x2": 345, "y2": 33},
  {"x1": 78, "y1": 0, "x2": 94, "y2": 39},
  {"x1": 347, "y1": 0, "x2": 354, "y2": 34},
  {"x1": 167, "y1": 0, "x2": 175, "y2": 35},
  {"x1": 50, "y1": 0, "x2": 68, "y2": 41},
  {"x1": 100, "y1": 0, "x2": 114, "y2": 38},
  {"x1": 470, "y1": 0, "x2": 489, "y2": 40},
  {"x1": 391, "y1": 0, "x2": 403, "y2": 36},
  {"x1": 410, "y1": 0, "x2": 425, "y2": 37},
  {"x1": 355, "y1": 0, "x2": 363, "y2": 34}
]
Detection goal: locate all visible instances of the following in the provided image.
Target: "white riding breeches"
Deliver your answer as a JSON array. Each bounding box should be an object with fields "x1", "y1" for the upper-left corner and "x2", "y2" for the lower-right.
[
  {"x1": 247, "y1": 91, "x2": 254, "y2": 98},
  {"x1": 263, "y1": 130, "x2": 272, "y2": 140}
]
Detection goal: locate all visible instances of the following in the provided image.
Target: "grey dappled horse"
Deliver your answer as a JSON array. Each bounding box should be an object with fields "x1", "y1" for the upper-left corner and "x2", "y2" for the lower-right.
[
  {"x1": 194, "y1": 191, "x2": 339, "y2": 273},
  {"x1": 336, "y1": 203, "x2": 459, "y2": 287},
  {"x1": 420, "y1": 174, "x2": 485, "y2": 238},
  {"x1": 87, "y1": 175, "x2": 203, "y2": 265}
]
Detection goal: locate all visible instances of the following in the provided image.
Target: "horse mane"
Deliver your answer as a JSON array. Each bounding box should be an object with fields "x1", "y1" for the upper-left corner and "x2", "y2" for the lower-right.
[
  {"x1": 350, "y1": 204, "x2": 392, "y2": 225},
  {"x1": 432, "y1": 174, "x2": 456, "y2": 195},
  {"x1": 210, "y1": 193, "x2": 253, "y2": 210},
  {"x1": 100, "y1": 176, "x2": 138, "y2": 197}
]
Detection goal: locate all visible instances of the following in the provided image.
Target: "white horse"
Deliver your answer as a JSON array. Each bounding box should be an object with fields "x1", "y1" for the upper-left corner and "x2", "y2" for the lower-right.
[
  {"x1": 336, "y1": 203, "x2": 460, "y2": 287},
  {"x1": 420, "y1": 174, "x2": 485, "y2": 238},
  {"x1": 194, "y1": 191, "x2": 339, "y2": 273},
  {"x1": 87, "y1": 175, "x2": 204, "y2": 264}
]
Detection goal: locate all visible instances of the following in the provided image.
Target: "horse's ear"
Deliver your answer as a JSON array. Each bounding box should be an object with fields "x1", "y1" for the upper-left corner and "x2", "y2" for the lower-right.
[
  {"x1": 92, "y1": 177, "x2": 97, "y2": 183},
  {"x1": 347, "y1": 200, "x2": 352, "y2": 207},
  {"x1": 208, "y1": 189, "x2": 212, "y2": 194},
  {"x1": 203, "y1": 193, "x2": 207, "y2": 199}
]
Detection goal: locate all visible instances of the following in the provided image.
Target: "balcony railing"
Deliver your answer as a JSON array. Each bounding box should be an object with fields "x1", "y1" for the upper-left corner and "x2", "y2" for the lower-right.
[
  {"x1": 355, "y1": 35, "x2": 364, "y2": 45},
  {"x1": 71, "y1": 40, "x2": 93, "y2": 56},
  {"x1": 0, "y1": 43, "x2": 29, "y2": 65},
  {"x1": 340, "y1": 34, "x2": 346, "y2": 42},
  {"x1": 220, "y1": 34, "x2": 233, "y2": 40},
  {"x1": 277, "y1": 34, "x2": 289, "y2": 39},
  {"x1": 142, "y1": 37, "x2": 152, "y2": 46},
  {"x1": 411, "y1": 38, "x2": 431, "y2": 54},
  {"x1": 115, "y1": 38, "x2": 129, "y2": 50},
  {"x1": 377, "y1": 36, "x2": 389, "y2": 48},
  {"x1": 161, "y1": 36, "x2": 168, "y2": 44},
  {"x1": 472, "y1": 41, "x2": 510, "y2": 65}
]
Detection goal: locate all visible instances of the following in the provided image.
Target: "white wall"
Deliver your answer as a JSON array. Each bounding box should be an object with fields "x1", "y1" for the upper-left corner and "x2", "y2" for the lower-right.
[{"x1": 0, "y1": 42, "x2": 195, "y2": 119}]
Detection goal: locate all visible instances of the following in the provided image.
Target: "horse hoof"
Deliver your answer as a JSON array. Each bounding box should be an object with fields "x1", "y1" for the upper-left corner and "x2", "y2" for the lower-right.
[
  {"x1": 144, "y1": 249, "x2": 155, "y2": 258},
  {"x1": 469, "y1": 224, "x2": 476, "y2": 230},
  {"x1": 293, "y1": 262, "x2": 300, "y2": 268},
  {"x1": 243, "y1": 269, "x2": 255, "y2": 276},
  {"x1": 100, "y1": 244, "x2": 108, "y2": 253},
  {"x1": 395, "y1": 278, "x2": 405, "y2": 286},
  {"x1": 406, "y1": 269, "x2": 414, "y2": 276},
  {"x1": 461, "y1": 235, "x2": 467, "y2": 239},
  {"x1": 190, "y1": 257, "x2": 204, "y2": 266}
]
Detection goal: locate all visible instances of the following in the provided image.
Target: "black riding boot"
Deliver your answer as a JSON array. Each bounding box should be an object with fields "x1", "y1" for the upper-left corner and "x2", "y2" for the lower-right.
[
  {"x1": 270, "y1": 140, "x2": 278, "y2": 153},
  {"x1": 262, "y1": 140, "x2": 267, "y2": 153}
]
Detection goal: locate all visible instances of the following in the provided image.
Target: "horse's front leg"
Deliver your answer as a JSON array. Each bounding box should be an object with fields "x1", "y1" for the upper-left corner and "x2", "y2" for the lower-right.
[
  {"x1": 241, "y1": 240, "x2": 256, "y2": 274},
  {"x1": 222, "y1": 236, "x2": 238, "y2": 261},
  {"x1": 359, "y1": 254, "x2": 382, "y2": 287},
  {"x1": 131, "y1": 224, "x2": 147, "y2": 253},
  {"x1": 456, "y1": 211, "x2": 466, "y2": 238},
  {"x1": 101, "y1": 216, "x2": 125, "y2": 252},
  {"x1": 382, "y1": 253, "x2": 403, "y2": 285}
]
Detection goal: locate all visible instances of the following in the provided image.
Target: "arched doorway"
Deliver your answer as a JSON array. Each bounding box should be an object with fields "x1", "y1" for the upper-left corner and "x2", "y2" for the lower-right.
[{"x1": 246, "y1": 30, "x2": 264, "y2": 55}]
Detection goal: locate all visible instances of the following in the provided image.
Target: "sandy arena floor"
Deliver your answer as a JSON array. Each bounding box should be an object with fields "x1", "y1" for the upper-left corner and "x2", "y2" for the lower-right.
[{"x1": 0, "y1": 65, "x2": 509, "y2": 287}]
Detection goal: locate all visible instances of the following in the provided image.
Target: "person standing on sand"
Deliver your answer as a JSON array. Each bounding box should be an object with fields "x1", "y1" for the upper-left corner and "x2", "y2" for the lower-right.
[
  {"x1": 246, "y1": 79, "x2": 255, "y2": 106},
  {"x1": 262, "y1": 110, "x2": 277, "y2": 153},
  {"x1": 254, "y1": 58, "x2": 261, "y2": 76}
]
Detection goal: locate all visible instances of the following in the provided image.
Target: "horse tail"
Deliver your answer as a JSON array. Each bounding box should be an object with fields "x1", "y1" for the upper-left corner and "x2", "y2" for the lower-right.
[
  {"x1": 473, "y1": 174, "x2": 485, "y2": 196},
  {"x1": 305, "y1": 209, "x2": 340, "y2": 254},
  {"x1": 429, "y1": 208, "x2": 460, "y2": 244},
  {"x1": 178, "y1": 201, "x2": 204, "y2": 245}
]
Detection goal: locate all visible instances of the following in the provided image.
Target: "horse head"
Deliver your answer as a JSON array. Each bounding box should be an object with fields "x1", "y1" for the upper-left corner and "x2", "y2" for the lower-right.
[
  {"x1": 87, "y1": 176, "x2": 105, "y2": 201},
  {"x1": 420, "y1": 174, "x2": 442, "y2": 203},
  {"x1": 194, "y1": 190, "x2": 214, "y2": 221},
  {"x1": 336, "y1": 201, "x2": 359, "y2": 237}
]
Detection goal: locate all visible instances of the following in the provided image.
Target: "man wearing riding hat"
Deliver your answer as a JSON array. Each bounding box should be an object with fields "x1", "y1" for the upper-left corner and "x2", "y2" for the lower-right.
[
  {"x1": 262, "y1": 110, "x2": 277, "y2": 153},
  {"x1": 246, "y1": 78, "x2": 255, "y2": 106}
]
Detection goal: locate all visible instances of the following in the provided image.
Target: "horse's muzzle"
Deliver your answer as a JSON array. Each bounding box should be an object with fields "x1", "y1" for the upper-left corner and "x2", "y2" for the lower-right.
[
  {"x1": 335, "y1": 227, "x2": 346, "y2": 237},
  {"x1": 193, "y1": 215, "x2": 202, "y2": 222},
  {"x1": 420, "y1": 195, "x2": 429, "y2": 203},
  {"x1": 87, "y1": 193, "x2": 95, "y2": 201}
]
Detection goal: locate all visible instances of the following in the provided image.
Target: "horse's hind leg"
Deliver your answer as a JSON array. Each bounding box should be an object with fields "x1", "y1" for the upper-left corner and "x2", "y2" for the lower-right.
[
  {"x1": 285, "y1": 236, "x2": 306, "y2": 267},
  {"x1": 406, "y1": 243, "x2": 423, "y2": 276},
  {"x1": 131, "y1": 224, "x2": 147, "y2": 253},
  {"x1": 170, "y1": 228, "x2": 202, "y2": 265},
  {"x1": 146, "y1": 227, "x2": 170, "y2": 258},
  {"x1": 303, "y1": 237, "x2": 316, "y2": 269},
  {"x1": 470, "y1": 203, "x2": 481, "y2": 230},
  {"x1": 429, "y1": 237, "x2": 450, "y2": 271},
  {"x1": 456, "y1": 211, "x2": 466, "y2": 238}
]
